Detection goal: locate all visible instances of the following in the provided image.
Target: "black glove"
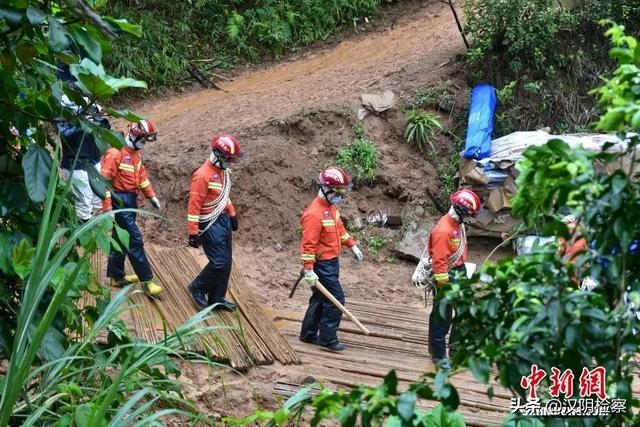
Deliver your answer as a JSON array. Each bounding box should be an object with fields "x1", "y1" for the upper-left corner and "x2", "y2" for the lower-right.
[
  {"x1": 230, "y1": 216, "x2": 238, "y2": 231},
  {"x1": 188, "y1": 234, "x2": 201, "y2": 248}
]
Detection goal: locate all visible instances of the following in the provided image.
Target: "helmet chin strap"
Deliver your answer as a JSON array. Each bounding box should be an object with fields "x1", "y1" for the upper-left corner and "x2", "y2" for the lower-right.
[
  {"x1": 449, "y1": 205, "x2": 464, "y2": 223},
  {"x1": 125, "y1": 135, "x2": 136, "y2": 149},
  {"x1": 210, "y1": 151, "x2": 230, "y2": 169}
]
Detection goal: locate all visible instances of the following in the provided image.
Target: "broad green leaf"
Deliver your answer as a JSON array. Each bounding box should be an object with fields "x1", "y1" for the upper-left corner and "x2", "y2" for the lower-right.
[
  {"x1": 383, "y1": 370, "x2": 398, "y2": 395},
  {"x1": 105, "y1": 108, "x2": 146, "y2": 122},
  {"x1": 26, "y1": 6, "x2": 45, "y2": 25},
  {"x1": 103, "y1": 17, "x2": 143, "y2": 37},
  {"x1": 21, "y1": 143, "x2": 52, "y2": 203},
  {"x1": 69, "y1": 25, "x2": 102, "y2": 63},
  {"x1": 105, "y1": 76, "x2": 147, "y2": 91},
  {"x1": 0, "y1": 7, "x2": 22, "y2": 25},
  {"x1": 114, "y1": 223, "x2": 130, "y2": 251},
  {"x1": 16, "y1": 41, "x2": 37, "y2": 63},
  {"x1": 74, "y1": 403, "x2": 93, "y2": 427},
  {"x1": 468, "y1": 357, "x2": 490, "y2": 383},
  {"x1": 47, "y1": 16, "x2": 70, "y2": 52},
  {"x1": 397, "y1": 392, "x2": 417, "y2": 421}
]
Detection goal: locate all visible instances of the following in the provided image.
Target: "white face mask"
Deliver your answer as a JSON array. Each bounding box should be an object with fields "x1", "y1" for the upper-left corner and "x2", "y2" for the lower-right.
[{"x1": 134, "y1": 141, "x2": 145, "y2": 150}]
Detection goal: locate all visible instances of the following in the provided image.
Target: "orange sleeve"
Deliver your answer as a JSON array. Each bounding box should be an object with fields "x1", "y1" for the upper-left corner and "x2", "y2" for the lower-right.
[
  {"x1": 101, "y1": 149, "x2": 119, "y2": 211},
  {"x1": 337, "y1": 216, "x2": 356, "y2": 248},
  {"x1": 137, "y1": 163, "x2": 156, "y2": 199},
  {"x1": 187, "y1": 171, "x2": 208, "y2": 235},
  {"x1": 429, "y1": 229, "x2": 450, "y2": 284},
  {"x1": 300, "y1": 211, "x2": 321, "y2": 270}
]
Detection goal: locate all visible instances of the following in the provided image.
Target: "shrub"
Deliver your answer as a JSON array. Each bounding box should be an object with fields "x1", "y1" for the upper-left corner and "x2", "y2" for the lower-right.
[
  {"x1": 404, "y1": 110, "x2": 443, "y2": 152},
  {"x1": 335, "y1": 127, "x2": 379, "y2": 185}
]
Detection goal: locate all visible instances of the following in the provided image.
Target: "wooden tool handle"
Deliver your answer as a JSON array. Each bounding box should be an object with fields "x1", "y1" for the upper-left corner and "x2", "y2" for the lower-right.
[{"x1": 313, "y1": 281, "x2": 370, "y2": 335}]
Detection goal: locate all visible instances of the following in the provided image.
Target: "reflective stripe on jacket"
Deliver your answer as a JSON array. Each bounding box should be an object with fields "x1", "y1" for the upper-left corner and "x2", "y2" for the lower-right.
[
  {"x1": 300, "y1": 196, "x2": 355, "y2": 270},
  {"x1": 428, "y1": 213, "x2": 467, "y2": 284},
  {"x1": 101, "y1": 147, "x2": 155, "y2": 211},
  {"x1": 187, "y1": 160, "x2": 235, "y2": 235}
]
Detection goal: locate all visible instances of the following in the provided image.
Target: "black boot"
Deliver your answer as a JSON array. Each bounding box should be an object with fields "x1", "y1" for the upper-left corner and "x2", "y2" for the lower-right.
[
  {"x1": 188, "y1": 282, "x2": 208, "y2": 310},
  {"x1": 321, "y1": 341, "x2": 346, "y2": 352}
]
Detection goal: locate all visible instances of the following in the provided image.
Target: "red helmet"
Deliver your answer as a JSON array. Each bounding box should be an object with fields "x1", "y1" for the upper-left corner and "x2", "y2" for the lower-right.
[
  {"x1": 319, "y1": 166, "x2": 352, "y2": 190},
  {"x1": 128, "y1": 119, "x2": 157, "y2": 142},
  {"x1": 450, "y1": 189, "x2": 482, "y2": 215},
  {"x1": 211, "y1": 134, "x2": 241, "y2": 160}
]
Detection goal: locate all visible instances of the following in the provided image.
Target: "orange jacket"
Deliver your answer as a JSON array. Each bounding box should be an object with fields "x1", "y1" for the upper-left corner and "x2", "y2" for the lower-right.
[
  {"x1": 428, "y1": 214, "x2": 467, "y2": 284},
  {"x1": 187, "y1": 160, "x2": 236, "y2": 235},
  {"x1": 300, "y1": 196, "x2": 356, "y2": 269},
  {"x1": 562, "y1": 237, "x2": 587, "y2": 263},
  {"x1": 101, "y1": 147, "x2": 155, "y2": 211}
]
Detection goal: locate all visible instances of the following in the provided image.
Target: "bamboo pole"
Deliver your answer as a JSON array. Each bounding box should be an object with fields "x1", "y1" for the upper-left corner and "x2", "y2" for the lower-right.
[{"x1": 313, "y1": 281, "x2": 370, "y2": 335}]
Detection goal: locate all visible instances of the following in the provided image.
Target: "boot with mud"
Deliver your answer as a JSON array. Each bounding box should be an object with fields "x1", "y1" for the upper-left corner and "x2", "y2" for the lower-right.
[
  {"x1": 142, "y1": 281, "x2": 163, "y2": 296},
  {"x1": 110, "y1": 274, "x2": 140, "y2": 287}
]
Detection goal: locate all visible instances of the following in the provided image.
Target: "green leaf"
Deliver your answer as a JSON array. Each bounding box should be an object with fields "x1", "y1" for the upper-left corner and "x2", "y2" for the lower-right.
[
  {"x1": 69, "y1": 25, "x2": 102, "y2": 63},
  {"x1": 114, "y1": 222, "x2": 130, "y2": 252},
  {"x1": 21, "y1": 143, "x2": 52, "y2": 203},
  {"x1": 468, "y1": 357, "x2": 490, "y2": 383},
  {"x1": 103, "y1": 17, "x2": 143, "y2": 37},
  {"x1": 105, "y1": 108, "x2": 146, "y2": 122},
  {"x1": 74, "y1": 403, "x2": 93, "y2": 427},
  {"x1": 0, "y1": 8, "x2": 23, "y2": 26},
  {"x1": 12, "y1": 239, "x2": 33, "y2": 279},
  {"x1": 26, "y1": 6, "x2": 45, "y2": 25},
  {"x1": 47, "y1": 16, "x2": 70, "y2": 52},
  {"x1": 383, "y1": 370, "x2": 398, "y2": 395},
  {"x1": 16, "y1": 41, "x2": 37, "y2": 63},
  {"x1": 397, "y1": 392, "x2": 417, "y2": 422}
]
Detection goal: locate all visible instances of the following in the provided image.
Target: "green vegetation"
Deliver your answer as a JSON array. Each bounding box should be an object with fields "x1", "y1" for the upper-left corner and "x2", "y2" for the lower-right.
[
  {"x1": 411, "y1": 80, "x2": 459, "y2": 114},
  {"x1": 404, "y1": 110, "x2": 443, "y2": 153},
  {"x1": 0, "y1": 1, "x2": 218, "y2": 424},
  {"x1": 368, "y1": 237, "x2": 386, "y2": 255},
  {"x1": 463, "y1": 0, "x2": 640, "y2": 134},
  {"x1": 335, "y1": 123, "x2": 379, "y2": 185},
  {"x1": 102, "y1": 0, "x2": 395, "y2": 89}
]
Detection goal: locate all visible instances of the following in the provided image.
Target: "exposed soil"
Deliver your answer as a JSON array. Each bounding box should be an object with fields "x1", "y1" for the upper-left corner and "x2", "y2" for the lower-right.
[{"x1": 119, "y1": 0, "x2": 513, "y2": 421}]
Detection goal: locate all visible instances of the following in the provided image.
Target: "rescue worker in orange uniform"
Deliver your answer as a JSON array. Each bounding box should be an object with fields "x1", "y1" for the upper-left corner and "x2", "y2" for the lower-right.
[
  {"x1": 187, "y1": 135, "x2": 241, "y2": 311},
  {"x1": 560, "y1": 215, "x2": 588, "y2": 263},
  {"x1": 559, "y1": 214, "x2": 588, "y2": 286},
  {"x1": 299, "y1": 166, "x2": 364, "y2": 352},
  {"x1": 428, "y1": 189, "x2": 481, "y2": 369},
  {"x1": 101, "y1": 120, "x2": 163, "y2": 296}
]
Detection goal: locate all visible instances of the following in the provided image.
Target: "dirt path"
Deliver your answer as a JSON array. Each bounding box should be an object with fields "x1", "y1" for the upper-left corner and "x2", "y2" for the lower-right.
[{"x1": 141, "y1": 0, "x2": 464, "y2": 149}]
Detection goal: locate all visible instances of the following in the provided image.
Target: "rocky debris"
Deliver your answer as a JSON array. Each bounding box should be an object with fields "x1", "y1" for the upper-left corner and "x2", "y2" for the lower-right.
[
  {"x1": 357, "y1": 199, "x2": 370, "y2": 213},
  {"x1": 394, "y1": 221, "x2": 435, "y2": 261}
]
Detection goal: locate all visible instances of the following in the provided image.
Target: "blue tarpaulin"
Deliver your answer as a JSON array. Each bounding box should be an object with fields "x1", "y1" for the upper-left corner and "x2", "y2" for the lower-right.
[{"x1": 463, "y1": 84, "x2": 496, "y2": 160}]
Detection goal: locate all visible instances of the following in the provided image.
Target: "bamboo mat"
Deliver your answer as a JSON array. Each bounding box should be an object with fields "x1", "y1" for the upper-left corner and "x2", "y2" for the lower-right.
[
  {"x1": 270, "y1": 295, "x2": 512, "y2": 426},
  {"x1": 89, "y1": 246, "x2": 300, "y2": 370}
]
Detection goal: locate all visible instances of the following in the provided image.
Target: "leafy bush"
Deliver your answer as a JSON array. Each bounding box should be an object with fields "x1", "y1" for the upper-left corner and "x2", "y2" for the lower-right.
[
  {"x1": 335, "y1": 126, "x2": 379, "y2": 184},
  {"x1": 404, "y1": 110, "x2": 443, "y2": 152},
  {"x1": 464, "y1": 0, "x2": 572, "y2": 74}
]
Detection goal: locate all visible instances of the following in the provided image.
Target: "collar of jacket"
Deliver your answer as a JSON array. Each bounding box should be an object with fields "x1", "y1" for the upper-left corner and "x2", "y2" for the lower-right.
[{"x1": 315, "y1": 195, "x2": 332, "y2": 208}]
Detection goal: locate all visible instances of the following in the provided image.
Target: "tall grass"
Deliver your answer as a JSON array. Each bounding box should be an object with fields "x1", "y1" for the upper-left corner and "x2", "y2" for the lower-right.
[{"x1": 0, "y1": 157, "x2": 223, "y2": 426}]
